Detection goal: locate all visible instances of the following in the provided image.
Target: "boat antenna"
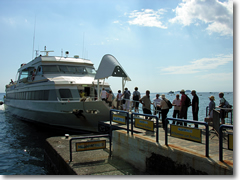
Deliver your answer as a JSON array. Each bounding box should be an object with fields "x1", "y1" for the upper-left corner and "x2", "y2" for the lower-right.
[{"x1": 32, "y1": 15, "x2": 36, "y2": 59}]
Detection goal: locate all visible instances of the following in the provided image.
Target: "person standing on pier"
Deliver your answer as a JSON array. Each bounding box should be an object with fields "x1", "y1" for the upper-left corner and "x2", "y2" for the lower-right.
[
  {"x1": 218, "y1": 92, "x2": 227, "y2": 124},
  {"x1": 158, "y1": 94, "x2": 170, "y2": 130},
  {"x1": 191, "y1": 90, "x2": 199, "y2": 128},
  {"x1": 139, "y1": 90, "x2": 152, "y2": 118},
  {"x1": 180, "y1": 89, "x2": 189, "y2": 126},
  {"x1": 153, "y1": 94, "x2": 161, "y2": 119},
  {"x1": 172, "y1": 94, "x2": 181, "y2": 125},
  {"x1": 132, "y1": 87, "x2": 141, "y2": 113},
  {"x1": 208, "y1": 95, "x2": 215, "y2": 118},
  {"x1": 101, "y1": 88, "x2": 108, "y2": 102},
  {"x1": 121, "y1": 88, "x2": 131, "y2": 111},
  {"x1": 107, "y1": 90, "x2": 113, "y2": 107},
  {"x1": 117, "y1": 90, "x2": 122, "y2": 110}
]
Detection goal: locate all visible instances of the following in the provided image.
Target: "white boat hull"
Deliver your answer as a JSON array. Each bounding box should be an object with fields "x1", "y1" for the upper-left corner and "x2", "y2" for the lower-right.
[{"x1": 4, "y1": 99, "x2": 111, "y2": 132}]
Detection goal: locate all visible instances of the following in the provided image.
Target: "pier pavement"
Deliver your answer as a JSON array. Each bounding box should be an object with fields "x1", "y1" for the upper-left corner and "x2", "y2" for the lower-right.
[{"x1": 45, "y1": 123, "x2": 233, "y2": 175}]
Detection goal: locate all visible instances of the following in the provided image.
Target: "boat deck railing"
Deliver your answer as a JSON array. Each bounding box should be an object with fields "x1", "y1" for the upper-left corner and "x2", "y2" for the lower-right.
[{"x1": 58, "y1": 97, "x2": 96, "y2": 102}]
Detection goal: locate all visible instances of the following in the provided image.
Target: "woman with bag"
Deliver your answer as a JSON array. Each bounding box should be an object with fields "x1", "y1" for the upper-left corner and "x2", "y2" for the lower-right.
[{"x1": 158, "y1": 94, "x2": 169, "y2": 130}]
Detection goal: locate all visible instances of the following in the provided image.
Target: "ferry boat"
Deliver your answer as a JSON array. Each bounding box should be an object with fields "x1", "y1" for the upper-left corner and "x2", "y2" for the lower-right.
[{"x1": 4, "y1": 48, "x2": 130, "y2": 132}]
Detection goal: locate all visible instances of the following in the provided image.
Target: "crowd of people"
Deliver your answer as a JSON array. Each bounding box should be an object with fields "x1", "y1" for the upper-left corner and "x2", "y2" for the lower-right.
[{"x1": 102, "y1": 87, "x2": 231, "y2": 130}]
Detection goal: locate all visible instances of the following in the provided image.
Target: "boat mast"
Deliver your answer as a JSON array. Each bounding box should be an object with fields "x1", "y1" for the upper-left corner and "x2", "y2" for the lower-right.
[{"x1": 32, "y1": 16, "x2": 36, "y2": 59}]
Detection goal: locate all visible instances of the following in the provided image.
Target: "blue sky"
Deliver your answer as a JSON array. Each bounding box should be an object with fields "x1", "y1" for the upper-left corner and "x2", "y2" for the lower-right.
[{"x1": 0, "y1": 0, "x2": 234, "y2": 93}]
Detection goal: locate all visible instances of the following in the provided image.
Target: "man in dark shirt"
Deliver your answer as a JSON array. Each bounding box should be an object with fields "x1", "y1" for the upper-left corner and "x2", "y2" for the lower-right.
[
  {"x1": 180, "y1": 89, "x2": 188, "y2": 126},
  {"x1": 191, "y1": 90, "x2": 199, "y2": 128}
]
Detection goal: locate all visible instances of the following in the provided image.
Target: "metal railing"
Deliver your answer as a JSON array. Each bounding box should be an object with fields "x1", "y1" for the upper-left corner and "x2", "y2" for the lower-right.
[
  {"x1": 219, "y1": 124, "x2": 233, "y2": 161},
  {"x1": 109, "y1": 109, "x2": 159, "y2": 143},
  {"x1": 206, "y1": 106, "x2": 233, "y2": 125},
  {"x1": 110, "y1": 109, "x2": 130, "y2": 134},
  {"x1": 165, "y1": 118, "x2": 209, "y2": 157},
  {"x1": 107, "y1": 110, "x2": 233, "y2": 161},
  {"x1": 131, "y1": 113, "x2": 159, "y2": 143},
  {"x1": 69, "y1": 134, "x2": 112, "y2": 162}
]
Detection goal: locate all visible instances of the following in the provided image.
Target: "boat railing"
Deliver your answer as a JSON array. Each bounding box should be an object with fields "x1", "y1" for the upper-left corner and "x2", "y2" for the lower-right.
[{"x1": 58, "y1": 97, "x2": 97, "y2": 102}]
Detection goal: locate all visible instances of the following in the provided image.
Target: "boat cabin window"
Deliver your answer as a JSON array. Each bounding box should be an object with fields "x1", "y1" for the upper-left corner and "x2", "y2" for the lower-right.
[
  {"x1": 37, "y1": 66, "x2": 42, "y2": 75},
  {"x1": 86, "y1": 67, "x2": 96, "y2": 75},
  {"x1": 59, "y1": 65, "x2": 69, "y2": 73},
  {"x1": 59, "y1": 89, "x2": 72, "y2": 99},
  {"x1": 19, "y1": 70, "x2": 28, "y2": 80},
  {"x1": 42, "y1": 65, "x2": 59, "y2": 73},
  {"x1": 41, "y1": 65, "x2": 96, "y2": 75}
]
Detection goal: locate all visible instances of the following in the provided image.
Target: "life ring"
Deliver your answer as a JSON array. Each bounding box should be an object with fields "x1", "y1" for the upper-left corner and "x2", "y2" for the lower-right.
[
  {"x1": 31, "y1": 69, "x2": 36, "y2": 81},
  {"x1": 31, "y1": 73, "x2": 35, "y2": 81}
]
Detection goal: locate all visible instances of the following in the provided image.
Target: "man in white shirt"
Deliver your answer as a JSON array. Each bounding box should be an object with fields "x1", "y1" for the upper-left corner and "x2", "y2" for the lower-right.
[
  {"x1": 139, "y1": 90, "x2": 152, "y2": 118},
  {"x1": 153, "y1": 94, "x2": 161, "y2": 118},
  {"x1": 172, "y1": 94, "x2": 181, "y2": 125},
  {"x1": 101, "y1": 88, "x2": 108, "y2": 102}
]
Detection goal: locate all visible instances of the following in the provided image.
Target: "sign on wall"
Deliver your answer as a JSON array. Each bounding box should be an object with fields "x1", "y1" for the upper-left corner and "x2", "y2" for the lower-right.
[
  {"x1": 135, "y1": 118, "x2": 154, "y2": 131},
  {"x1": 170, "y1": 125, "x2": 202, "y2": 143},
  {"x1": 76, "y1": 140, "x2": 106, "y2": 151},
  {"x1": 113, "y1": 114, "x2": 126, "y2": 125}
]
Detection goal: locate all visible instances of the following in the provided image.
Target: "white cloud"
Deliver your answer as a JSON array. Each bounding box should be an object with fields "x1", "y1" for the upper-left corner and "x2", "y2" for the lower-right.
[
  {"x1": 196, "y1": 72, "x2": 233, "y2": 81},
  {"x1": 160, "y1": 54, "x2": 233, "y2": 74},
  {"x1": 128, "y1": 9, "x2": 167, "y2": 29},
  {"x1": 169, "y1": 0, "x2": 233, "y2": 36}
]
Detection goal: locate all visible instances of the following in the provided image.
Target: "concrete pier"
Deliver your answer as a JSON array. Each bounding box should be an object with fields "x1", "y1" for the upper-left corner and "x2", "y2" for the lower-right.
[
  {"x1": 45, "y1": 134, "x2": 146, "y2": 175},
  {"x1": 45, "y1": 126, "x2": 233, "y2": 175}
]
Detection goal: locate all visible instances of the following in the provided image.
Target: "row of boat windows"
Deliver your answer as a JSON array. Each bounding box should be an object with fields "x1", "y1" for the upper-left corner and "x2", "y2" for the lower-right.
[
  {"x1": 19, "y1": 65, "x2": 96, "y2": 80},
  {"x1": 42, "y1": 65, "x2": 96, "y2": 75},
  {"x1": 6, "y1": 90, "x2": 51, "y2": 100},
  {"x1": 5, "y1": 89, "x2": 90, "y2": 100}
]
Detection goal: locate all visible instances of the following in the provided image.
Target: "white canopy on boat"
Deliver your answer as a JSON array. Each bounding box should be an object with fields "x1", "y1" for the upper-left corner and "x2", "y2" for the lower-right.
[
  {"x1": 95, "y1": 54, "x2": 131, "y2": 101},
  {"x1": 95, "y1": 54, "x2": 131, "y2": 81}
]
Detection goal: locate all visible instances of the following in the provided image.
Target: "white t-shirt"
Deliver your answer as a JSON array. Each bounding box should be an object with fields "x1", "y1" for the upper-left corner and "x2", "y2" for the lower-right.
[
  {"x1": 117, "y1": 93, "x2": 122, "y2": 101},
  {"x1": 101, "y1": 90, "x2": 107, "y2": 99},
  {"x1": 153, "y1": 98, "x2": 161, "y2": 107},
  {"x1": 172, "y1": 99, "x2": 181, "y2": 110}
]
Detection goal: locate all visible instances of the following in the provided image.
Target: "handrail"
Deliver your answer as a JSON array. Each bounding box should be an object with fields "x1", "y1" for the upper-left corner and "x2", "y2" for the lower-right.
[
  {"x1": 219, "y1": 124, "x2": 233, "y2": 161},
  {"x1": 69, "y1": 134, "x2": 111, "y2": 162},
  {"x1": 165, "y1": 118, "x2": 209, "y2": 157},
  {"x1": 109, "y1": 110, "x2": 159, "y2": 143},
  {"x1": 110, "y1": 109, "x2": 130, "y2": 134},
  {"x1": 205, "y1": 106, "x2": 233, "y2": 125},
  {"x1": 131, "y1": 113, "x2": 159, "y2": 143}
]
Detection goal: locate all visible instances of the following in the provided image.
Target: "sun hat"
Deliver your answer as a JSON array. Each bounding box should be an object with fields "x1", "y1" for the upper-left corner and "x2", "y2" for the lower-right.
[
  {"x1": 209, "y1": 95, "x2": 215, "y2": 101},
  {"x1": 180, "y1": 89, "x2": 185, "y2": 93}
]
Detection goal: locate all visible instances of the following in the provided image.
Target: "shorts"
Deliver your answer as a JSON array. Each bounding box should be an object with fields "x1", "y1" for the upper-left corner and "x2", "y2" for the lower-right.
[{"x1": 143, "y1": 108, "x2": 152, "y2": 115}]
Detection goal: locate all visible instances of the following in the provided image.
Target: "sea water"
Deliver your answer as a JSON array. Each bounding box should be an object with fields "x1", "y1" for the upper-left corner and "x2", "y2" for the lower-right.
[{"x1": 0, "y1": 92, "x2": 233, "y2": 175}]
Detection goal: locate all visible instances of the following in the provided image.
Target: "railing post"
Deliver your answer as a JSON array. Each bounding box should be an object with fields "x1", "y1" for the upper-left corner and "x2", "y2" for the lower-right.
[
  {"x1": 205, "y1": 123, "x2": 209, "y2": 157},
  {"x1": 219, "y1": 124, "x2": 233, "y2": 161},
  {"x1": 165, "y1": 118, "x2": 169, "y2": 146},
  {"x1": 131, "y1": 113, "x2": 134, "y2": 136},
  {"x1": 156, "y1": 116, "x2": 159, "y2": 143},
  {"x1": 219, "y1": 125, "x2": 223, "y2": 162},
  {"x1": 69, "y1": 138, "x2": 73, "y2": 162}
]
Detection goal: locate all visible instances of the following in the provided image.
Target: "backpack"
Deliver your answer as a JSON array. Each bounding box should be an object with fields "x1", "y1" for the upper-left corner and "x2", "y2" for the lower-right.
[
  {"x1": 163, "y1": 99, "x2": 172, "y2": 109},
  {"x1": 124, "y1": 90, "x2": 130, "y2": 99},
  {"x1": 223, "y1": 98, "x2": 232, "y2": 112},
  {"x1": 133, "y1": 91, "x2": 139, "y2": 101},
  {"x1": 185, "y1": 95, "x2": 191, "y2": 107}
]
